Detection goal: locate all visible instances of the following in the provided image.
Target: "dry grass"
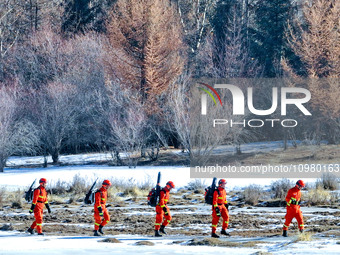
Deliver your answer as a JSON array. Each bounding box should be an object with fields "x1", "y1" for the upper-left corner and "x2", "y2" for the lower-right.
[
  {"x1": 49, "y1": 194, "x2": 67, "y2": 205},
  {"x1": 4, "y1": 189, "x2": 24, "y2": 208},
  {"x1": 303, "y1": 187, "x2": 332, "y2": 206},
  {"x1": 135, "y1": 241, "x2": 155, "y2": 246},
  {"x1": 296, "y1": 232, "x2": 313, "y2": 242},
  {"x1": 186, "y1": 238, "x2": 264, "y2": 247},
  {"x1": 0, "y1": 187, "x2": 6, "y2": 206},
  {"x1": 98, "y1": 238, "x2": 121, "y2": 243}
]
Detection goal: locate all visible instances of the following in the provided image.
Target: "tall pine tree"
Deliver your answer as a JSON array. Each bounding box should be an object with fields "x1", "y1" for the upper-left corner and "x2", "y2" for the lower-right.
[{"x1": 250, "y1": 0, "x2": 293, "y2": 77}]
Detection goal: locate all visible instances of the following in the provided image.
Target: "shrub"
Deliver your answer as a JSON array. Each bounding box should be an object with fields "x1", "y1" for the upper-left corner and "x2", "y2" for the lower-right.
[
  {"x1": 243, "y1": 184, "x2": 263, "y2": 205},
  {"x1": 316, "y1": 173, "x2": 339, "y2": 190},
  {"x1": 69, "y1": 174, "x2": 88, "y2": 194},
  {"x1": 270, "y1": 179, "x2": 294, "y2": 199},
  {"x1": 0, "y1": 187, "x2": 5, "y2": 206},
  {"x1": 49, "y1": 179, "x2": 69, "y2": 195},
  {"x1": 303, "y1": 187, "x2": 331, "y2": 206},
  {"x1": 186, "y1": 179, "x2": 206, "y2": 191},
  {"x1": 7, "y1": 189, "x2": 23, "y2": 208}
]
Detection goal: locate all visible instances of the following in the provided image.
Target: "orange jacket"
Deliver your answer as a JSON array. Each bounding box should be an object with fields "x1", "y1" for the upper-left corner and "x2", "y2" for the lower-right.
[
  {"x1": 159, "y1": 188, "x2": 170, "y2": 208},
  {"x1": 213, "y1": 187, "x2": 227, "y2": 208},
  {"x1": 32, "y1": 186, "x2": 48, "y2": 208},
  {"x1": 95, "y1": 186, "x2": 107, "y2": 209},
  {"x1": 286, "y1": 186, "x2": 301, "y2": 208}
]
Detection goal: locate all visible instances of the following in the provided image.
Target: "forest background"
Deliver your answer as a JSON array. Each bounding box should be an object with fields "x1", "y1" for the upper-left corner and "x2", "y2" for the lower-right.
[{"x1": 0, "y1": 0, "x2": 339, "y2": 172}]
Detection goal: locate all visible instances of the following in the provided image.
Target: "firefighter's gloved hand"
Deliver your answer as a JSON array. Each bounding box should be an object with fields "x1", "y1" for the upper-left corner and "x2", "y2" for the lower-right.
[
  {"x1": 98, "y1": 206, "x2": 103, "y2": 216},
  {"x1": 29, "y1": 204, "x2": 35, "y2": 214},
  {"x1": 215, "y1": 207, "x2": 221, "y2": 216},
  {"x1": 225, "y1": 203, "x2": 229, "y2": 211},
  {"x1": 291, "y1": 197, "x2": 297, "y2": 205},
  {"x1": 46, "y1": 204, "x2": 51, "y2": 214},
  {"x1": 162, "y1": 206, "x2": 168, "y2": 215}
]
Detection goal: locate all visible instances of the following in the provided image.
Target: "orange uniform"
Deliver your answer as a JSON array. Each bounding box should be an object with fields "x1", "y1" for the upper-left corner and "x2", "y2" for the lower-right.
[
  {"x1": 212, "y1": 187, "x2": 229, "y2": 233},
  {"x1": 94, "y1": 187, "x2": 110, "y2": 231},
  {"x1": 283, "y1": 186, "x2": 304, "y2": 231},
  {"x1": 155, "y1": 188, "x2": 172, "y2": 230},
  {"x1": 30, "y1": 186, "x2": 49, "y2": 234}
]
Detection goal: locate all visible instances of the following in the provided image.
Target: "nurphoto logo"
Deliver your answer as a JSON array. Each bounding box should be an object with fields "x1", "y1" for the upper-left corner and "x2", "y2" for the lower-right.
[{"x1": 199, "y1": 83, "x2": 312, "y2": 128}]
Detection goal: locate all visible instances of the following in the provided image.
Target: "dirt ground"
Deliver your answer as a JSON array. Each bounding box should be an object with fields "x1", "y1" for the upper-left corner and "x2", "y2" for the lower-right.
[{"x1": 206, "y1": 144, "x2": 340, "y2": 166}]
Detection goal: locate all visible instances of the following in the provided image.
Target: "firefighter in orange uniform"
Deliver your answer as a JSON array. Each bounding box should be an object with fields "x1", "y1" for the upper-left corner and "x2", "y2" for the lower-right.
[
  {"x1": 211, "y1": 179, "x2": 229, "y2": 238},
  {"x1": 94, "y1": 180, "x2": 111, "y2": 236},
  {"x1": 27, "y1": 178, "x2": 51, "y2": 235},
  {"x1": 155, "y1": 181, "x2": 175, "y2": 237},
  {"x1": 282, "y1": 180, "x2": 305, "y2": 237}
]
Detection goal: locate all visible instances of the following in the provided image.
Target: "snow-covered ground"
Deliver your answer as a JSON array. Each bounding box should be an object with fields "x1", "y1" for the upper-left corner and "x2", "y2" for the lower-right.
[{"x1": 0, "y1": 231, "x2": 339, "y2": 255}]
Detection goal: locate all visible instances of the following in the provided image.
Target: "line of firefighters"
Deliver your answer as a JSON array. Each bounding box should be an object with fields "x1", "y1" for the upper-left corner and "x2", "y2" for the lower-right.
[{"x1": 27, "y1": 178, "x2": 306, "y2": 238}]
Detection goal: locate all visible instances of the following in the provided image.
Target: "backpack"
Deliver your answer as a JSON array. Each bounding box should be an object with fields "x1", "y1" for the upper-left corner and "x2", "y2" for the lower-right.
[
  {"x1": 148, "y1": 172, "x2": 162, "y2": 207},
  {"x1": 25, "y1": 179, "x2": 36, "y2": 203},
  {"x1": 84, "y1": 189, "x2": 97, "y2": 204},
  {"x1": 147, "y1": 188, "x2": 158, "y2": 207},
  {"x1": 205, "y1": 186, "x2": 220, "y2": 205}
]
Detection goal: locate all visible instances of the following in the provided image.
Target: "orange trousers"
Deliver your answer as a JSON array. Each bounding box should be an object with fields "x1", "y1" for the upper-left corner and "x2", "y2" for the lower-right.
[
  {"x1": 155, "y1": 205, "x2": 172, "y2": 230},
  {"x1": 212, "y1": 204, "x2": 229, "y2": 233},
  {"x1": 30, "y1": 206, "x2": 44, "y2": 234},
  {"x1": 94, "y1": 207, "x2": 110, "y2": 230},
  {"x1": 283, "y1": 207, "x2": 304, "y2": 230}
]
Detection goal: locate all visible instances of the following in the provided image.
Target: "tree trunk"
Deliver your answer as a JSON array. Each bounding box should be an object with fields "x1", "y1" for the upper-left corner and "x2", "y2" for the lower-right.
[
  {"x1": 0, "y1": 158, "x2": 6, "y2": 172},
  {"x1": 51, "y1": 151, "x2": 59, "y2": 164}
]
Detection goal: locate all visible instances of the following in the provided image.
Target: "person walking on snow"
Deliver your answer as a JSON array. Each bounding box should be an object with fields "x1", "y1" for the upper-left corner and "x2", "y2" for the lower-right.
[
  {"x1": 27, "y1": 178, "x2": 51, "y2": 235},
  {"x1": 282, "y1": 180, "x2": 305, "y2": 237},
  {"x1": 155, "y1": 181, "x2": 175, "y2": 237},
  {"x1": 94, "y1": 180, "x2": 112, "y2": 236},
  {"x1": 211, "y1": 179, "x2": 229, "y2": 238}
]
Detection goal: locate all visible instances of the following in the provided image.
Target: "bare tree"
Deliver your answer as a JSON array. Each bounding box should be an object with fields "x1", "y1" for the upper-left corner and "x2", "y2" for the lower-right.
[
  {"x1": 0, "y1": 0, "x2": 62, "y2": 60},
  {"x1": 0, "y1": 84, "x2": 38, "y2": 172},
  {"x1": 33, "y1": 82, "x2": 78, "y2": 164},
  {"x1": 102, "y1": 81, "x2": 149, "y2": 168},
  {"x1": 282, "y1": 0, "x2": 340, "y2": 143},
  {"x1": 166, "y1": 74, "x2": 252, "y2": 165},
  {"x1": 166, "y1": 73, "x2": 191, "y2": 154}
]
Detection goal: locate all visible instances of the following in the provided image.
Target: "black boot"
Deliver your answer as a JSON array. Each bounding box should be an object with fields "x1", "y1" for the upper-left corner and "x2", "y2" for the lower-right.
[
  {"x1": 299, "y1": 229, "x2": 304, "y2": 234},
  {"x1": 221, "y1": 229, "x2": 230, "y2": 236},
  {"x1": 94, "y1": 230, "x2": 100, "y2": 236},
  {"x1": 282, "y1": 230, "x2": 288, "y2": 237},
  {"x1": 155, "y1": 230, "x2": 162, "y2": 237},
  {"x1": 211, "y1": 232, "x2": 220, "y2": 238},
  {"x1": 160, "y1": 225, "x2": 167, "y2": 235},
  {"x1": 38, "y1": 233, "x2": 45, "y2": 236},
  {"x1": 98, "y1": 225, "x2": 104, "y2": 235},
  {"x1": 27, "y1": 227, "x2": 34, "y2": 235}
]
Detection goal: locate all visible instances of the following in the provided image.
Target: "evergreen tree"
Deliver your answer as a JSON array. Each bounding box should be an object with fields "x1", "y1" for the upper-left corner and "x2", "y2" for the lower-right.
[
  {"x1": 250, "y1": 0, "x2": 293, "y2": 77},
  {"x1": 61, "y1": 0, "x2": 109, "y2": 34}
]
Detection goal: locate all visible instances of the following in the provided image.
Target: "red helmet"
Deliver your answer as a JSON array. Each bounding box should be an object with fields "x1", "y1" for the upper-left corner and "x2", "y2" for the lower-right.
[
  {"x1": 102, "y1": 180, "x2": 111, "y2": 186},
  {"x1": 39, "y1": 178, "x2": 47, "y2": 184},
  {"x1": 166, "y1": 181, "x2": 175, "y2": 189},
  {"x1": 296, "y1": 180, "x2": 305, "y2": 188},
  {"x1": 218, "y1": 179, "x2": 227, "y2": 186}
]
